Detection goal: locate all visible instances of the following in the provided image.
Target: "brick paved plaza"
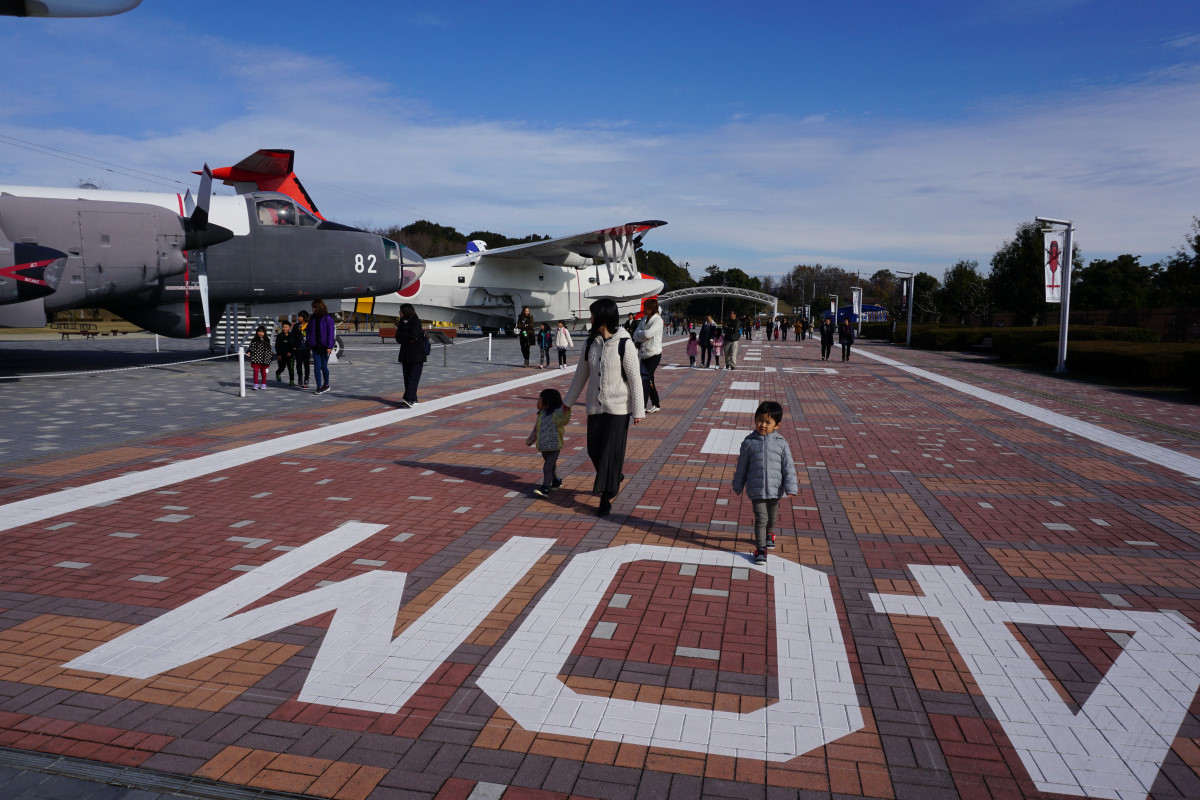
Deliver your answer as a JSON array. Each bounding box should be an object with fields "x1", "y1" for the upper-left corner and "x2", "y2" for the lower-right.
[{"x1": 1, "y1": 334, "x2": 1199, "y2": 800}]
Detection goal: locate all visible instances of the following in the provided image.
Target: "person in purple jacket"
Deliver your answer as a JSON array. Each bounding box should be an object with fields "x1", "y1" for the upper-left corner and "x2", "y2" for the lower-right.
[{"x1": 306, "y1": 299, "x2": 337, "y2": 395}]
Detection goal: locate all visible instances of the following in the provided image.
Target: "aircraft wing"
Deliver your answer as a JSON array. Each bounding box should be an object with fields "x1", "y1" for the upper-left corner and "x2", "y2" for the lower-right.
[{"x1": 442, "y1": 220, "x2": 667, "y2": 268}]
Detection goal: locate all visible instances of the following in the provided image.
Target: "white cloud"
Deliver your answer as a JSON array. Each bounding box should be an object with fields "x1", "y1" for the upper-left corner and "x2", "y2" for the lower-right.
[{"x1": 1, "y1": 19, "x2": 1197, "y2": 280}]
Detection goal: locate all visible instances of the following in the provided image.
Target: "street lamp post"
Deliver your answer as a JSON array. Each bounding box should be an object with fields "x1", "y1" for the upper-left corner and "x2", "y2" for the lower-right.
[{"x1": 1035, "y1": 217, "x2": 1074, "y2": 375}]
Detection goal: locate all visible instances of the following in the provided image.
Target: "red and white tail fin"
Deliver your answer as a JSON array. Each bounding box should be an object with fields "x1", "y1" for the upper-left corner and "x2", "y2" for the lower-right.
[{"x1": 196, "y1": 149, "x2": 325, "y2": 220}]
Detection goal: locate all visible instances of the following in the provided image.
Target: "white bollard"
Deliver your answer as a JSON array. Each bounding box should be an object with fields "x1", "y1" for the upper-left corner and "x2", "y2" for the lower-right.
[
  {"x1": 155, "y1": 334, "x2": 159, "y2": 353},
  {"x1": 487, "y1": 332, "x2": 492, "y2": 362},
  {"x1": 238, "y1": 346, "x2": 246, "y2": 397}
]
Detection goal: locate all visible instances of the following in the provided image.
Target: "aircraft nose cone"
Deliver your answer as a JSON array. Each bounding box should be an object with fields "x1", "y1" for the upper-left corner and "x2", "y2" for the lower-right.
[{"x1": 401, "y1": 246, "x2": 425, "y2": 292}]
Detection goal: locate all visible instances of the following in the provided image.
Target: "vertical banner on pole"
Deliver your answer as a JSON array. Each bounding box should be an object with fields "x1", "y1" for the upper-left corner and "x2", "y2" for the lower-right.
[
  {"x1": 829, "y1": 298, "x2": 836, "y2": 318},
  {"x1": 852, "y1": 288, "x2": 862, "y2": 323},
  {"x1": 1044, "y1": 229, "x2": 1066, "y2": 303}
]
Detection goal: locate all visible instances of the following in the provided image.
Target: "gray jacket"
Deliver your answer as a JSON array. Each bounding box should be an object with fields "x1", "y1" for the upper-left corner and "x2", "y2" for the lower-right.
[{"x1": 732, "y1": 431, "x2": 799, "y2": 499}]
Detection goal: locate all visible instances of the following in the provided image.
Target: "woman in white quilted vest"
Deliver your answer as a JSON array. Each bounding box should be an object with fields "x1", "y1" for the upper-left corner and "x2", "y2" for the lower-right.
[
  {"x1": 632, "y1": 298, "x2": 664, "y2": 413},
  {"x1": 563, "y1": 298, "x2": 646, "y2": 517}
]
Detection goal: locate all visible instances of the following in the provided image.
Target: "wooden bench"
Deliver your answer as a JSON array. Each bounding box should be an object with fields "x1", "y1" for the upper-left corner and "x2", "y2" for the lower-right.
[
  {"x1": 378, "y1": 327, "x2": 396, "y2": 342},
  {"x1": 59, "y1": 323, "x2": 98, "y2": 340}
]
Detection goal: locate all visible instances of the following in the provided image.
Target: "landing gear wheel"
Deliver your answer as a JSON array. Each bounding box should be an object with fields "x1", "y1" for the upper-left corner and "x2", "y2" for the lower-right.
[{"x1": 332, "y1": 335, "x2": 345, "y2": 359}]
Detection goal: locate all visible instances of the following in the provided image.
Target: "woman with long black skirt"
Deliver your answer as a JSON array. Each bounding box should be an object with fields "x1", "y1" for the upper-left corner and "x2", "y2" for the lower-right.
[{"x1": 563, "y1": 298, "x2": 645, "y2": 517}]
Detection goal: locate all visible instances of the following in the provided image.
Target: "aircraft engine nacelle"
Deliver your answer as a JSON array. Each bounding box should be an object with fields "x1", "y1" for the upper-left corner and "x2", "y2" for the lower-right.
[
  {"x1": 0, "y1": 228, "x2": 67, "y2": 304},
  {"x1": 2, "y1": 1, "x2": 142, "y2": 17},
  {"x1": 0, "y1": 196, "x2": 203, "y2": 310},
  {"x1": 108, "y1": 300, "x2": 208, "y2": 339}
]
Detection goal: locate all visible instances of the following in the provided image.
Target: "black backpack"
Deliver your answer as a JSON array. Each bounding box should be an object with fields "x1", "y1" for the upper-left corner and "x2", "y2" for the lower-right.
[{"x1": 583, "y1": 335, "x2": 629, "y2": 383}]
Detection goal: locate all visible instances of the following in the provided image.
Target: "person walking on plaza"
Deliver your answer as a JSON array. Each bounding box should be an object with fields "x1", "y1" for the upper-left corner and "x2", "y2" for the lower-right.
[
  {"x1": 698, "y1": 315, "x2": 716, "y2": 368},
  {"x1": 633, "y1": 298, "x2": 664, "y2": 413},
  {"x1": 247, "y1": 325, "x2": 273, "y2": 390},
  {"x1": 839, "y1": 318, "x2": 855, "y2": 362},
  {"x1": 819, "y1": 317, "x2": 835, "y2": 361},
  {"x1": 516, "y1": 306, "x2": 535, "y2": 367},
  {"x1": 536, "y1": 322, "x2": 554, "y2": 369},
  {"x1": 292, "y1": 310, "x2": 311, "y2": 388},
  {"x1": 554, "y1": 320, "x2": 573, "y2": 369},
  {"x1": 563, "y1": 298, "x2": 645, "y2": 517},
  {"x1": 686, "y1": 331, "x2": 699, "y2": 366},
  {"x1": 395, "y1": 303, "x2": 426, "y2": 407},
  {"x1": 306, "y1": 300, "x2": 336, "y2": 394},
  {"x1": 274, "y1": 320, "x2": 295, "y2": 385},
  {"x1": 525, "y1": 388, "x2": 571, "y2": 498},
  {"x1": 722, "y1": 310, "x2": 742, "y2": 370},
  {"x1": 732, "y1": 401, "x2": 798, "y2": 565}
]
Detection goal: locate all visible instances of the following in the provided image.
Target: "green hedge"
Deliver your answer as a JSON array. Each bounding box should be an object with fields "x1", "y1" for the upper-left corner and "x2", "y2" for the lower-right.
[
  {"x1": 1031, "y1": 340, "x2": 1200, "y2": 386},
  {"x1": 860, "y1": 322, "x2": 893, "y2": 340},
  {"x1": 992, "y1": 325, "x2": 1158, "y2": 361},
  {"x1": 909, "y1": 327, "x2": 990, "y2": 350},
  {"x1": 1183, "y1": 351, "x2": 1200, "y2": 389}
]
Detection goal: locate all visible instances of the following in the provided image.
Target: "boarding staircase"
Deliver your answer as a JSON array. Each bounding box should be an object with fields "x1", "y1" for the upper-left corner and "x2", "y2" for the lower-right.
[{"x1": 209, "y1": 306, "x2": 278, "y2": 354}]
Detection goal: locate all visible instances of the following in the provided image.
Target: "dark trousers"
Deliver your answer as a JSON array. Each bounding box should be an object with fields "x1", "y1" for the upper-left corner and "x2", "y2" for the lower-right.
[
  {"x1": 586, "y1": 413, "x2": 629, "y2": 496},
  {"x1": 557, "y1": 347, "x2": 568, "y2": 366},
  {"x1": 699, "y1": 343, "x2": 713, "y2": 366},
  {"x1": 402, "y1": 361, "x2": 424, "y2": 403},
  {"x1": 821, "y1": 341, "x2": 833, "y2": 360},
  {"x1": 841, "y1": 342, "x2": 852, "y2": 360},
  {"x1": 539, "y1": 346, "x2": 551, "y2": 367},
  {"x1": 519, "y1": 335, "x2": 532, "y2": 363},
  {"x1": 752, "y1": 498, "x2": 779, "y2": 549},
  {"x1": 312, "y1": 350, "x2": 330, "y2": 388},
  {"x1": 541, "y1": 450, "x2": 559, "y2": 489},
  {"x1": 294, "y1": 350, "x2": 310, "y2": 384},
  {"x1": 275, "y1": 354, "x2": 294, "y2": 382},
  {"x1": 641, "y1": 354, "x2": 661, "y2": 408}
]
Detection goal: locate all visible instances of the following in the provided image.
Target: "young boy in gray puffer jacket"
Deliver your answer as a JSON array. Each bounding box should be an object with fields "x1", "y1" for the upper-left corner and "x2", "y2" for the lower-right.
[{"x1": 732, "y1": 401, "x2": 799, "y2": 564}]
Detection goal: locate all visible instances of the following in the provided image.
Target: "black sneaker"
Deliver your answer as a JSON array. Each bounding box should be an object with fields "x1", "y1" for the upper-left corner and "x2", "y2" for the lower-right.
[
  {"x1": 597, "y1": 497, "x2": 612, "y2": 517},
  {"x1": 550, "y1": 479, "x2": 563, "y2": 489},
  {"x1": 767, "y1": 533, "x2": 776, "y2": 549},
  {"x1": 532, "y1": 487, "x2": 550, "y2": 498},
  {"x1": 398, "y1": 400, "x2": 411, "y2": 408},
  {"x1": 754, "y1": 548, "x2": 767, "y2": 565}
]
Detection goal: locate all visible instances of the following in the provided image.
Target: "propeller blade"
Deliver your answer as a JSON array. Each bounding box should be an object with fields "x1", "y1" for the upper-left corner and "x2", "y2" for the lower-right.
[
  {"x1": 183, "y1": 164, "x2": 234, "y2": 250},
  {"x1": 196, "y1": 250, "x2": 212, "y2": 336},
  {"x1": 192, "y1": 164, "x2": 212, "y2": 230}
]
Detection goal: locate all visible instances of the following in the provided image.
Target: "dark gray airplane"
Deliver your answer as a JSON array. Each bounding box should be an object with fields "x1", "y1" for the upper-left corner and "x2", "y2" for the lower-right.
[{"x1": 0, "y1": 152, "x2": 424, "y2": 336}]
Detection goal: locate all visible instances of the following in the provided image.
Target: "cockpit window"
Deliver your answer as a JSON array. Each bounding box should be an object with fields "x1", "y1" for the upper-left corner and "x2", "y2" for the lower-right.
[
  {"x1": 297, "y1": 208, "x2": 320, "y2": 227},
  {"x1": 383, "y1": 238, "x2": 401, "y2": 261},
  {"x1": 256, "y1": 199, "x2": 296, "y2": 226}
]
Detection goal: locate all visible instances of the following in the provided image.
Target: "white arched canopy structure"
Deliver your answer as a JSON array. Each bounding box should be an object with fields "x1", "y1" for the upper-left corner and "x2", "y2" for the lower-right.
[{"x1": 657, "y1": 286, "x2": 779, "y2": 317}]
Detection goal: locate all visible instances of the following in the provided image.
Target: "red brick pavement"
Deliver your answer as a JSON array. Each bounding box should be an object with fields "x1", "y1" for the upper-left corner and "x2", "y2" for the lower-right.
[{"x1": 0, "y1": 339, "x2": 1199, "y2": 799}]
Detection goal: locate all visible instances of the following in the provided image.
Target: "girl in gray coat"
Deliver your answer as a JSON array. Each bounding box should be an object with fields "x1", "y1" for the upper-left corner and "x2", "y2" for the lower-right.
[{"x1": 732, "y1": 401, "x2": 799, "y2": 564}]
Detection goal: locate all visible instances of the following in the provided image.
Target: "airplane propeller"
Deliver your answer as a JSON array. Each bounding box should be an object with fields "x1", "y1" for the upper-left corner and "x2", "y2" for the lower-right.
[{"x1": 181, "y1": 165, "x2": 230, "y2": 335}]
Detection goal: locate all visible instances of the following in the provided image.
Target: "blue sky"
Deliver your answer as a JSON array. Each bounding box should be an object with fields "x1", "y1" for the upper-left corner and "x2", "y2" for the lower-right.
[{"x1": 2, "y1": 1, "x2": 1198, "y2": 280}]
